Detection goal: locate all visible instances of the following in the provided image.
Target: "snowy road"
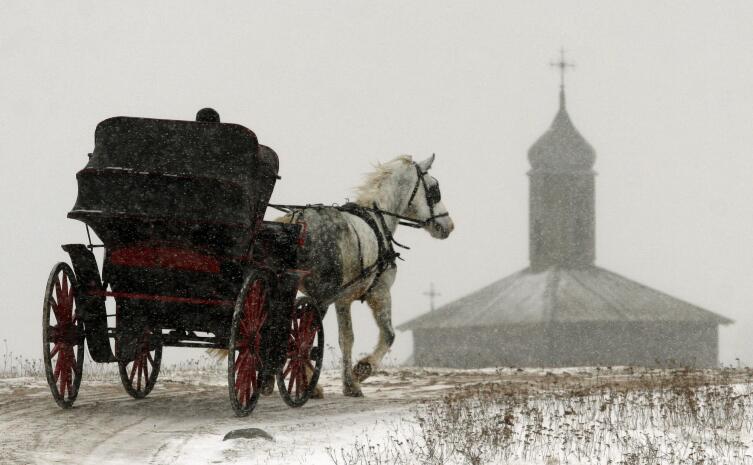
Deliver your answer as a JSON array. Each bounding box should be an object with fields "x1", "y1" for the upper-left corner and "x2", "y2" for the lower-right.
[{"x1": 0, "y1": 368, "x2": 492, "y2": 465}]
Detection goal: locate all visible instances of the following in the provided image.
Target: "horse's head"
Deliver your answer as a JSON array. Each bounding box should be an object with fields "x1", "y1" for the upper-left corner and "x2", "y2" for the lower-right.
[{"x1": 403, "y1": 154, "x2": 455, "y2": 239}]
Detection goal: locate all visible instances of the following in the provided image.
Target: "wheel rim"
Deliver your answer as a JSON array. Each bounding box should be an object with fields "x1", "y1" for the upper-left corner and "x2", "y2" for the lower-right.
[
  {"x1": 229, "y1": 276, "x2": 267, "y2": 415},
  {"x1": 118, "y1": 326, "x2": 162, "y2": 399},
  {"x1": 277, "y1": 298, "x2": 323, "y2": 407},
  {"x1": 43, "y1": 263, "x2": 84, "y2": 408}
]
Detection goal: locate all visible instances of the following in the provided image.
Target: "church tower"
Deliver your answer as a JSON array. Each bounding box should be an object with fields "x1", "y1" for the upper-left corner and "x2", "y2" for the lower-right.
[{"x1": 528, "y1": 52, "x2": 596, "y2": 271}]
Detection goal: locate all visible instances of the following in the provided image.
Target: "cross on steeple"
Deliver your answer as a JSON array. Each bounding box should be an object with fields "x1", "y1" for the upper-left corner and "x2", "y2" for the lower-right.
[
  {"x1": 550, "y1": 48, "x2": 575, "y2": 90},
  {"x1": 423, "y1": 282, "x2": 441, "y2": 312}
]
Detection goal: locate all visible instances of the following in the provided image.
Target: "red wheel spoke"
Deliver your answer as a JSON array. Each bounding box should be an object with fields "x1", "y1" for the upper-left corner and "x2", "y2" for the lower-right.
[
  {"x1": 59, "y1": 348, "x2": 73, "y2": 398},
  {"x1": 65, "y1": 370, "x2": 73, "y2": 399},
  {"x1": 50, "y1": 342, "x2": 61, "y2": 359},
  {"x1": 61, "y1": 275, "x2": 69, "y2": 303},
  {"x1": 59, "y1": 373, "x2": 67, "y2": 398},
  {"x1": 58, "y1": 353, "x2": 67, "y2": 395},
  {"x1": 53, "y1": 355, "x2": 63, "y2": 381}
]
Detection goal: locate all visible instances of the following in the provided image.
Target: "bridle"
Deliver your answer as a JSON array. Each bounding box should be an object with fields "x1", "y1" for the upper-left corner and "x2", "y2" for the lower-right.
[{"x1": 371, "y1": 161, "x2": 449, "y2": 230}]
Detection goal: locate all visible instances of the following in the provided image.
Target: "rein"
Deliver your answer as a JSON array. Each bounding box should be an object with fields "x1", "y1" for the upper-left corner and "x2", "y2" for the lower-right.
[
  {"x1": 267, "y1": 160, "x2": 448, "y2": 301},
  {"x1": 269, "y1": 161, "x2": 448, "y2": 230}
]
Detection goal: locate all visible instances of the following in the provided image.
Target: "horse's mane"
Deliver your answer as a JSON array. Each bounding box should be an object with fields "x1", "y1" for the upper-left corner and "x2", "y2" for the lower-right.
[{"x1": 355, "y1": 155, "x2": 413, "y2": 205}]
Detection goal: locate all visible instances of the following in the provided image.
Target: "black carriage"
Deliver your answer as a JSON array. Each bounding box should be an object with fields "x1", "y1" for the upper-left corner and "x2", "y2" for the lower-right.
[{"x1": 42, "y1": 110, "x2": 324, "y2": 416}]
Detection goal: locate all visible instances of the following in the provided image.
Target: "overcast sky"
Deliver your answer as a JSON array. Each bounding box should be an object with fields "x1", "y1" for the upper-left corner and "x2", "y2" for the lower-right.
[{"x1": 2, "y1": 1, "x2": 752, "y2": 367}]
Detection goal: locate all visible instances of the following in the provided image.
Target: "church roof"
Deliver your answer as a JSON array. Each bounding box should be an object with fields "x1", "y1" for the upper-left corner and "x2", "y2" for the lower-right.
[
  {"x1": 397, "y1": 266, "x2": 733, "y2": 331},
  {"x1": 528, "y1": 89, "x2": 596, "y2": 171}
]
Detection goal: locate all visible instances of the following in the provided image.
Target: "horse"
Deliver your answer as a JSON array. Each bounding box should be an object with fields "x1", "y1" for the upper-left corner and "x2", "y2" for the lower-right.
[{"x1": 284, "y1": 154, "x2": 454, "y2": 397}]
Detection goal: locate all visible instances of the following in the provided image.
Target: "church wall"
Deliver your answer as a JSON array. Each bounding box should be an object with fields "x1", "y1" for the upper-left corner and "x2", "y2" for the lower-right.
[
  {"x1": 412, "y1": 325, "x2": 547, "y2": 368},
  {"x1": 411, "y1": 322, "x2": 718, "y2": 368},
  {"x1": 546, "y1": 322, "x2": 718, "y2": 368}
]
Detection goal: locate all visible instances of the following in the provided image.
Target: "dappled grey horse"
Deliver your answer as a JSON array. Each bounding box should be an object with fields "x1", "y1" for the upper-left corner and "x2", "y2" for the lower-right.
[{"x1": 282, "y1": 154, "x2": 454, "y2": 397}]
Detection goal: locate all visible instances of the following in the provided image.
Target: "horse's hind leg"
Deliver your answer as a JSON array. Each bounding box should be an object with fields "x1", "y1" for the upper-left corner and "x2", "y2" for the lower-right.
[
  {"x1": 336, "y1": 300, "x2": 362, "y2": 397},
  {"x1": 354, "y1": 278, "x2": 395, "y2": 383}
]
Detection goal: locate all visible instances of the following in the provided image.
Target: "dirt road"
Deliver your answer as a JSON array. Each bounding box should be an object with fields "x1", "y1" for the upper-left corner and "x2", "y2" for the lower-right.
[{"x1": 0, "y1": 368, "x2": 499, "y2": 465}]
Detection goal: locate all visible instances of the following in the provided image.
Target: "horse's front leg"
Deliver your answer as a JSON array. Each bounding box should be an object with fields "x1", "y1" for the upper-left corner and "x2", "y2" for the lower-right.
[
  {"x1": 335, "y1": 300, "x2": 362, "y2": 397},
  {"x1": 354, "y1": 271, "x2": 396, "y2": 383}
]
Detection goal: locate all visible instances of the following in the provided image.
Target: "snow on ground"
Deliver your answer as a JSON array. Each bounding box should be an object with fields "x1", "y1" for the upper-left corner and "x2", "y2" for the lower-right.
[
  {"x1": 0, "y1": 367, "x2": 485, "y2": 465},
  {"x1": 2, "y1": 366, "x2": 753, "y2": 465}
]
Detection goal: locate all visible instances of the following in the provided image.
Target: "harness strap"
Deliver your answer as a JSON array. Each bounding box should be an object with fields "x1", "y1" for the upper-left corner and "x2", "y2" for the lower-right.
[
  {"x1": 338, "y1": 202, "x2": 399, "y2": 301},
  {"x1": 344, "y1": 215, "x2": 365, "y2": 273}
]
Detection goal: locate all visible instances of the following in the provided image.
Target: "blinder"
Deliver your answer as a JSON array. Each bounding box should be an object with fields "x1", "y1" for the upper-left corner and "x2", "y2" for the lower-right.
[{"x1": 425, "y1": 182, "x2": 441, "y2": 207}]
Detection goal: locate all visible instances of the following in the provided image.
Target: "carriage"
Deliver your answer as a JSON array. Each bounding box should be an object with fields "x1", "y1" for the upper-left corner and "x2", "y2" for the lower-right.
[{"x1": 42, "y1": 110, "x2": 324, "y2": 416}]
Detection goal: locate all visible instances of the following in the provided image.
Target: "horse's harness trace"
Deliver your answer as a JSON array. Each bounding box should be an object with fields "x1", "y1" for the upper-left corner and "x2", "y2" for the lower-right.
[{"x1": 269, "y1": 162, "x2": 447, "y2": 302}]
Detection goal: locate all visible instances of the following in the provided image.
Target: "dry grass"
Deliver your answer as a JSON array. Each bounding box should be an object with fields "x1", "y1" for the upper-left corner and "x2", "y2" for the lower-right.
[
  {"x1": 1, "y1": 339, "x2": 226, "y2": 381},
  {"x1": 328, "y1": 366, "x2": 753, "y2": 465}
]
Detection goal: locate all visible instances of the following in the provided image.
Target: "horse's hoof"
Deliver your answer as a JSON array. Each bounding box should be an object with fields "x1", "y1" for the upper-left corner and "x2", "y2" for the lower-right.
[
  {"x1": 311, "y1": 384, "x2": 325, "y2": 399},
  {"x1": 353, "y1": 361, "x2": 372, "y2": 382},
  {"x1": 343, "y1": 385, "x2": 364, "y2": 397}
]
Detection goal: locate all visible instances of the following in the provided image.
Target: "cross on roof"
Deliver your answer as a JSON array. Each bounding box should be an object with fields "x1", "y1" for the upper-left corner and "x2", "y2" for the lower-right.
[
  {"x1": 550, "y1": 48, "x2": 575, "y2": 89},
  {"x1": 423, "y1": 282, "x2": 441, "y2": 312}
]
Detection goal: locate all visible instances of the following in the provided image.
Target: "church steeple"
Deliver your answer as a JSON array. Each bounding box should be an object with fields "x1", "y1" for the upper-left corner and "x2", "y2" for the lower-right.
[{"x1": 528, "y1": 52, "x2": 596, "y2": 271}]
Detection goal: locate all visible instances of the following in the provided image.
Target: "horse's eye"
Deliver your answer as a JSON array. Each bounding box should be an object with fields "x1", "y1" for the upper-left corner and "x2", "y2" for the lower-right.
[{"x1": 427, "y1": 183, "x2": 441, "y2": 206}]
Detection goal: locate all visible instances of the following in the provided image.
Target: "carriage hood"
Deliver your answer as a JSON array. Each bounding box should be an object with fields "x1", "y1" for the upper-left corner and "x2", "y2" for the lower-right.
[{"x1": 69, "y1": 115, "x2": 279, "y2": 254}]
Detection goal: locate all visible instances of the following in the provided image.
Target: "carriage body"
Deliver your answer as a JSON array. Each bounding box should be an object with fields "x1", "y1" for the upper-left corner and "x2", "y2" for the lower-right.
[{"x1": 42, "y1": 113, "x2": 323, "y2": 415}]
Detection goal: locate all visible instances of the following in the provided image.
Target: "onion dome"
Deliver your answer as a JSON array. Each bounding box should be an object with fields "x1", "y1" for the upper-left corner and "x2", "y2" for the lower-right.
[{"x1": 528, "y1": 88, "x2": 595, "y2": 171}]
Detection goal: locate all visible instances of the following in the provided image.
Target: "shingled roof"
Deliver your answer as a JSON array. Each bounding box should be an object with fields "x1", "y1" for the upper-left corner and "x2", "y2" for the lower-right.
[{"x1": 397, "y1": 266, "x2": 733, "y2": 331}]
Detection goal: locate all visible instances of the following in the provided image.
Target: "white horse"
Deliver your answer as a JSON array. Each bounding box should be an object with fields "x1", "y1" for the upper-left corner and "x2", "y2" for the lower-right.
[{"x1": 285, "y1": 154, "x2": 454, "y2": 396}]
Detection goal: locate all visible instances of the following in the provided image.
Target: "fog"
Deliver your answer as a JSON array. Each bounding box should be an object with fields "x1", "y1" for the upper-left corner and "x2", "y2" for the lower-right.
[{"x1": 2, "y1": 1, "x2": 752, "y2": 367}]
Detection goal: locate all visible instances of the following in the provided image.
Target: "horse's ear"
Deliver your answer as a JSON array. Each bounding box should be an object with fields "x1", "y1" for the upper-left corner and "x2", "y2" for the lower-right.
[{"x1": 418, "y1": 153, "x2": 435, "y2": 172}]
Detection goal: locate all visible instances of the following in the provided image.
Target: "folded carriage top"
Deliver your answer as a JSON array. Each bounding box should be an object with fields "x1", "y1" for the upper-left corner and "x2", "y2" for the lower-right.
[{"x1": 68, "y1": 114, "x2": 279, "y2": 255}]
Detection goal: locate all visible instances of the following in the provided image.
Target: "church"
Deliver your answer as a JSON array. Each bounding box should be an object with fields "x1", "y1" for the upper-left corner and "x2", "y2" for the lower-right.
[{"x1": 398, "y1": 61, "x2": 732, "y2": 368}]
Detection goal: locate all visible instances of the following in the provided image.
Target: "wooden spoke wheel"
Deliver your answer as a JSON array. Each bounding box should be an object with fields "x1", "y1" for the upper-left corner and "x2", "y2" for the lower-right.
[
  {"x1": 42, "y1": 263, "x2": 85, "y2": 409},
  {"x1": 117, "y1": 325, "x2": 162, "y2": 399},
  {"x1": 277, "y1": 296, "x2": 324, "y2": 408},
  {"x1": 228, "y1": 271, "x2": 270, "y2": 417}
]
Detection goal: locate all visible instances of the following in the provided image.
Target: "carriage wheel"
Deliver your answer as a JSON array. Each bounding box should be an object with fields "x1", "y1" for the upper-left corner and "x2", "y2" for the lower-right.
[
  {"x1": 228, "y1": 271, "x2": 269, "y2": 417},
  {"x1": 42, "y1": 263, "x2": 85, "y2": 409},
  {"x1": 117, "y1": 325, "x2": 162, "y2": 399},
  {"x1": 276, "y1": 297, "x2": 324, "y2": 408}
]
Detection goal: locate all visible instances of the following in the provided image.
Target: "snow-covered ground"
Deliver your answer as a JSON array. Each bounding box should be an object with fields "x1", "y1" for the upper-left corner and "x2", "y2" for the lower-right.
[
  {"x1": 0, "y1": 367, "x2": 490, "y2": 465},
  {"x1": 2, "y1": 366, "x2": 753, "y2": 465}
]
